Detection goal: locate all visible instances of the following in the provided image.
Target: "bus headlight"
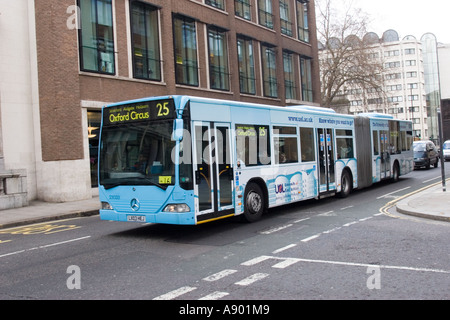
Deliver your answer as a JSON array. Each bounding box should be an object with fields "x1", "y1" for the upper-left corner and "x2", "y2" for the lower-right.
[
  {"x1": 101, "y1": 202, "x2": 114, "y2": 210},
  {"x1": 163, "y1": 203, "x2": 190, "y2": 213}
]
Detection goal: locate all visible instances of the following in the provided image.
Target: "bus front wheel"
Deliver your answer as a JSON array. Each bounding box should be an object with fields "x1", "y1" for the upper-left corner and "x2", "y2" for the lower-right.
[{"x1": 243, "y1": 183, "x2": 264, "y2": 222}]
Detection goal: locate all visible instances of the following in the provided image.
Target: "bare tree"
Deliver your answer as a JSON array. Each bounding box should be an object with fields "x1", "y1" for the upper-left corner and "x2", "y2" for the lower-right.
[{"x1": 317, "y1": 0, "x2": 386, "y2": 112}]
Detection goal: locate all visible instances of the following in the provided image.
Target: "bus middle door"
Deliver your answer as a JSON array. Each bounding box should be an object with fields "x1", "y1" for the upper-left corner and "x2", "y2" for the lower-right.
[
  {"x1": 317, "y1": 128, "x2": 336, "y2": 195},
  {"x1": 193, "y1": 122, "x2": 234, "y2": 223}
]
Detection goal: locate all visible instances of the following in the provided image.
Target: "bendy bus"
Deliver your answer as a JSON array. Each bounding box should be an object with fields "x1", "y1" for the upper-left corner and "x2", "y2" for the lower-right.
[{"x1": 98, "y1": 95, "x2": 413, "y2": 225}]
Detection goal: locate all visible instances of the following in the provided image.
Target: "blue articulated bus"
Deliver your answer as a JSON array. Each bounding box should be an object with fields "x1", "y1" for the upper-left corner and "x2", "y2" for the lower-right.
[{"x1": 98, "y1": 95, "x2": 413, "y2": 225}]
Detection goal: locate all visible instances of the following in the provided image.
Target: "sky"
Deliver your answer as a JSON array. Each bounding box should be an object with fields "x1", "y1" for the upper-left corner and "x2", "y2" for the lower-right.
[{"x1": 351, "y1": 0, "x2": 450, "y2": 43}]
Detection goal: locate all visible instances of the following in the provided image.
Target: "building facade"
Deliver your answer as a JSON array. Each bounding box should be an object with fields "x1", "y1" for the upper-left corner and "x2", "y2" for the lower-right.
[
  {"x1": 320, "y1": 30, "x2": 430, "y2": 140},
  {"x1": 0, "y1": 0, "x2": 320, "y2": 208},
  {"x1": 438, "y1": 43, "x2": 450, "y2": 142}
]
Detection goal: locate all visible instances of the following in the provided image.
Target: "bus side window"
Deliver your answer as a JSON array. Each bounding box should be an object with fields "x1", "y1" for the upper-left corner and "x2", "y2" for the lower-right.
[
  {"x1": 236, "y1": 124, "x2": 271, "y2": 166},
  {"x1": 372, "y1": 131, "x2": 379, "y2": 155},
  {"x1": 300, "y1": 127, "x2": 315, "y2": 162}
]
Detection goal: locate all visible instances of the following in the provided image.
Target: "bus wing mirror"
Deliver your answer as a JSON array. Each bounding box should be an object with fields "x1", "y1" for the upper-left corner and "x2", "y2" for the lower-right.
[{"x1": 173, "y1": 119, "x2": 184, "y2": 141}]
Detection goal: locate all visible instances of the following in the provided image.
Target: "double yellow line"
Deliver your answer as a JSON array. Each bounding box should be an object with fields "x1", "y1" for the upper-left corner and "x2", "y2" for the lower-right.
[{"x1": 380, "y1": 178, "x2": 450, "y2": 219}]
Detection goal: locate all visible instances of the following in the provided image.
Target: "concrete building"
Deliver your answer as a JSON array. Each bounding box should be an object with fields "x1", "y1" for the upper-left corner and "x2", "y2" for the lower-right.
[
  {"x1": 319, "y1": 29, "x2": 429, "y2": 140},
  {"x1": 0, "y1": 0, "x2": 320, "y2": 209},
  {"x1": 438, "y1": 43, "x2": 450, "y2": 141}
]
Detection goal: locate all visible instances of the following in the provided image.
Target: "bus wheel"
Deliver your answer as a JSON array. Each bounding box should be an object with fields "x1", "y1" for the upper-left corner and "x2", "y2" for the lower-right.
[
  {"x1": 339, "y1": 170, "x2": 352, "y2": 198},
  {"x1": 243, "y1": 183, "x2": 264, "y2": 222}
]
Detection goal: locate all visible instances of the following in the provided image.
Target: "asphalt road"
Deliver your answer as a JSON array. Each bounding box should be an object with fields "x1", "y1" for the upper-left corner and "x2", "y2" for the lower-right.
[{"x1": 0, "y1": 163, "x2": 449, "y2": 304}]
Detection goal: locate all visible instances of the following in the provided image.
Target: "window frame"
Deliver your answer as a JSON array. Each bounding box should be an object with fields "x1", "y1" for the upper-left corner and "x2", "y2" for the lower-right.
[
  {"x1": 207, "y1": 26, "x2": 230, "y2": 91},
  {"x1": 78, "y1": 0, "x2": 116, "y2": 75},
  {"x1": 173, "y1": 14, "x2": 199, "y2": 87},
  {"x1": 237, "y1": 36, "x2": 256, "y2": 95},
  {"x1": 273, "y1": 126, "x2": 299, "y2": 164},
  {"x1": 129, "y1": 0, "x2": 162, "y2": 81},
  {"x1": 261, "y1": 43, "x2": 278, "y2": 98}
]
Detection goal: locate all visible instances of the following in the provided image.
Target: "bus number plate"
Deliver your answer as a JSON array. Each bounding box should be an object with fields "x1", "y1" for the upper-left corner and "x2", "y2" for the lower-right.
[{"x1": 127, "y1": 215, "x2": 146, "y2": 222}]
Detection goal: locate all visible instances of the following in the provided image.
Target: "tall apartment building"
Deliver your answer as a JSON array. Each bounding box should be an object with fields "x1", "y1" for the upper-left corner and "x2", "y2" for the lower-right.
[
  {"x1": 320, "y1": 30, "x2": 432, "y2": 141},
  {"x1": 438, "y1": 43, "x2": 450, "y2": 141},
  {"x1": 0, "y1": 0, "x2": 320, "y2": 209}
]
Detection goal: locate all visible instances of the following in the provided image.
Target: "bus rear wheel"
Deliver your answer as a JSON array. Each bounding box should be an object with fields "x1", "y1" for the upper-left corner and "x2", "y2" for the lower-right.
[
  {"x1": 243, "y1": 183, "x2": 264, "y2": 222},
  {"x1": 339, "y1": 170, "x2": 352, "y2": 198}
]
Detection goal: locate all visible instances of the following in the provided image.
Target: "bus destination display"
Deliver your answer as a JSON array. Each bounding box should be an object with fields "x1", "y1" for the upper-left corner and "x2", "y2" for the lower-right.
[{"x1": 104, "y1": 99, "x2": 175, "y2": 125}]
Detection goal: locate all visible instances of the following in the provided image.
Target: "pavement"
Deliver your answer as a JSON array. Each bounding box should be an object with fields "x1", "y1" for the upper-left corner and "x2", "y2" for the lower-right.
[{"x1": 0, "y1": 180, "x2": 449, "y2": 230}]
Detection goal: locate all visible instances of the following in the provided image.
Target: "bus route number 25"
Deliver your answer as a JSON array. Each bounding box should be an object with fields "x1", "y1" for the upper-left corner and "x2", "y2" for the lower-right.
[{"x1": 157, "y1": 102, "x2": 170, "y2": 117}]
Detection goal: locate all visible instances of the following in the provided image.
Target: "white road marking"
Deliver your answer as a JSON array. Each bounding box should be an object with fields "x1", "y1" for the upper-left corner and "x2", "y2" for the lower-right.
[
  {"x1": 0, "y1": 236, "x2": 91, "y2": 259},
  {"x1": 198, "y1": 291, "x2": 229, "y2": 300},
  {"x1": 422, "y1": 177, "x2": 440, "y2": 184},
  {"x1": 272, "y1": 244, "x2": 297, "y2": 254},
  {"x1": 153, "y1": 286, "x2": 197, "y2": 300},
  {"x1": 235, "y1": 273, "x2": 269, "y2": 286},
  {"x1": 203, "y1": 269, "x2": 237, "y2": 282},
  {"x1": 318, "y1": 211, "x2": 335, "y2": 217},
  {"x1": 241, "y1": 255, "x2": 272, "y2": 266},
  {"x1": 343, "y1": 221, "x2": 359, "y2": 227},
  {"x1": 287, "y1": 257, "x2": 450, "y2": 274},
  {"x1": 259, "y1": 224, "x2": 293, "y2": 234},
  {"x1": 293, "y1": 218, "x2": 310, "y2": 223},
  {"x1": 377, "y1": 187, "x2": 411, "y2": 199},
  {"x1": 301, "y1": 234, "x2": 321, "y2": 242},
  {"x1": 271, "y1": 258, "x2": 301, "y2": 269}
]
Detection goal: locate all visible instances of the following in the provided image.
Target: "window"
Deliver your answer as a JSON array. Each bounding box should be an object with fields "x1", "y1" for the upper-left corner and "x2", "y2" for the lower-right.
[
  {"x1": 296, "y1": 0, "x2": 309, "y2": 42},
  {"x1": 372, "y1": 131, "x2": 379, "y2": 155},
  {"x1": 208, "y1": 27, "x2": 230, "y2": 91},
  {"x1": 406, "y1": 71, "x2": 417, "y2": 78},
  {"x1": 261, "y1": 44, "x2": 278, "y2": 98},
  {"x1": 273, "y1": 126, "x2": 298, "y2": 164},
  {"x1": 300, "y1": 57, "x2": 313, "y2": 102},
  {"x1": 237, "y1": 36, "x2": 256, "y2": 94},
  {"x1": 235, "y1": 0, "x2": 251, "y2": 20},
  {"x1": 405, "y1": 60, "x2": 416, "y2": 66},
  {"x1": 88, "y1": 111, "x2": 101, "y2": 187},
  {"x1": 300, "y1": 127, "x2": 315, "y2": 162},
  {"x1": 279, "y1": 0, "x2": 292, "y2": 36},
  {"x1": 258, "y1": 0, "x2": 273, "y2": 29},
  {"x1": 384, "y1": 50, "x2": 400, "y2": 57},
  {"x1": 79, "y1": 0, "x2": 115, "y2": 74},
  {"x1": 235, "y1": 124, "x2": 271, "y2": 166},
  {"x1": 389, "y1": 121, "x2": 402, "y2": 154},
  {"x1": 283, "y1": 51, "x2": 296, "y2": 100},
  {"x1": 405, "y1": 48, "x2": 415, "y2": 55},
  {"x1": 173, "y1": 15, "x2": 199, "y2": 86},
  {"x1": 206, "y1": 0, "x2": 225, "y2": 10},
  {"x1": 130, "y1": 1, "x2": 161, "y2": 81},
  {"x1": 336, "y1": 129, "x2": 354, "y2": 159},
  {"x1": 385, "y1": 61, "x2": 401, "y2": 68}
]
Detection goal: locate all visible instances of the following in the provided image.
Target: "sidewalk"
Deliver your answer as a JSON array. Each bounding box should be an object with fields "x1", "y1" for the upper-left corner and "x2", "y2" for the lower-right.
[
  {"x1": 0, "y1": 182, "x2": 449, "y2": 230},
  {"x1": 0, "y1": 196, "x2": 100, "y2": 230},
  {"x1": 395, "y1": 181, "x2": 450, "y2": 222}
]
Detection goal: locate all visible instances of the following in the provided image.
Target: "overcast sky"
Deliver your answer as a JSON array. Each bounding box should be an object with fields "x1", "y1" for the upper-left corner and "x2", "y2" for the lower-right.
[{"x1": 351, "y1": 0, "x2": 449, "y2": 43}]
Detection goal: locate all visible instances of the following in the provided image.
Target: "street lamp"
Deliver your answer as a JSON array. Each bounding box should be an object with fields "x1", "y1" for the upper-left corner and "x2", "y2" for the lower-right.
[{"x1": 437, "y1": 107, "x2": 446, "y2": 192}]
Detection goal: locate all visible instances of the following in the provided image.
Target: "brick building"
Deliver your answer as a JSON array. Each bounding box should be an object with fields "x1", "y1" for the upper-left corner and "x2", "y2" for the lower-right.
[{"x1": 0, "y1": 0, "x2": 320, "y2": 208}]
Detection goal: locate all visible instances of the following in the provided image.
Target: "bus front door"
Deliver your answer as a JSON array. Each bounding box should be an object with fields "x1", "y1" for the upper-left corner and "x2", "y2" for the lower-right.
[
  {"x1": 193, "y1": 122, "x2": 234, "y2": 222},
  {"x1": 317, "y1": 128, "x2": 336, "y2": 194}
]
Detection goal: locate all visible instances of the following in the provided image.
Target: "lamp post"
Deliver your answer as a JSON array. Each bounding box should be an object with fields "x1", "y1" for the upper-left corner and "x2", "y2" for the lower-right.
[{"x1": 437, "y1": 107, "x2": 446, "y2": 192}]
